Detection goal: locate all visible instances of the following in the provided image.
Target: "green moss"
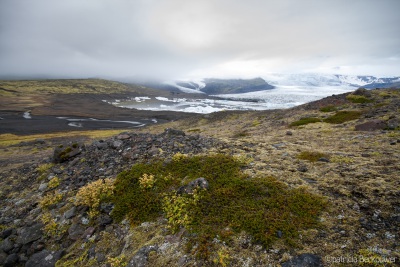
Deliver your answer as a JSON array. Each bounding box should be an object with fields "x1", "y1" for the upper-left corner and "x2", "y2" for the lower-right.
[
  {"x1": 297, "y1": 151, "x2": 328, "y2": 162},
  {"x1": 319, "y1": 105, "x2": 337, "y2": 112},
  {"x1": 290, "y1": 117, "x2": 321, "y2": 127},
  {"x1": 323, "y1": 111, "x2": 362, "y2": 124},
  {"x1": 112, "y1": 154, "x2": 327, "y2": 259}
]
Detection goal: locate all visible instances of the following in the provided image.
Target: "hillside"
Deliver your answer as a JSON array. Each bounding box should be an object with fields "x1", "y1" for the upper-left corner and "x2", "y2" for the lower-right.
[{"x1": 0, "y1": 87, "x2": 399, "y2": 266}]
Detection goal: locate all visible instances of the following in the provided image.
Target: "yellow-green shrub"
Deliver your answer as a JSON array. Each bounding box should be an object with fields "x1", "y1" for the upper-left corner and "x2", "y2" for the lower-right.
[
  {"x1": 75, "y1": 178, "x2": 115, "y2": 218},
  {"x1": 139, "y1": 174, "x2": 156, "y2": 190},
  {"x1": 39, "y1": 191, "x2": 63, "y2": 209},
  {"x1": 48, "y1": 176, "x2": 60, "y2": 189},
  {"x1": 163, "y1": 189, "x2": 202, "y2": 232}
]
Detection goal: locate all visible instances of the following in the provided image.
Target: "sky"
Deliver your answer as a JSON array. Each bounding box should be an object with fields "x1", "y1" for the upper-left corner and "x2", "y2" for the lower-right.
[{"x1": 0, "y1": 0, "x2": 399, "y2": 81}]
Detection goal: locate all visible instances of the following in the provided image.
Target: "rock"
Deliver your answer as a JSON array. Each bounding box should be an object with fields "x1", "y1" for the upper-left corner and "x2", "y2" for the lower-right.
[
  {"x1": 277, "y1": 230, "x2": 283, "y2": 238},
  {"x1": 96, "y1": 252, "x2": 106, "y2": 262},
  {"x1": 68, "y1": 223, "x2": 85, "y2": 240},
  {"x1": 297, "y1": 165, "x2": 308, "y2": 173},
  {"x1": 390, "y1": 141, "x2": 396, "y2": 145},
  {"x1": 117, "y1": 134, "x2": 131, "y2": 140},
  {"x1": 100, "y1": 203, "x2": 114, "y2": 214},
  {"x1": 25, "y1": 249, "x2": 64, "y2": 267},
  {"x1": 0, "y1": 250, "x2": 7, "y2": 266},
  {"x1": 63, "y1": 206, "x2": 76, "y2": 219},
  {"x1": 353, "y1": 88, "x2": 371, "y2": 97},
  {"x1": 163, "y1": 128, "x2": 185, "y2": 137},
  {"x1": 111, "y1": 140, "x2": 123, "y2": 149},
  {"x1": 387, "y1": 117, "x2": 399, "y2": 130},
  {"x1": 128, "y1": 245, "x2": 158, "y2": 267},
  {"x1": 3, "y1": 253, "x2": 19, "y2": 267},
  {"x1": 17, "y1": 223, "x2": 43, "y2": 245},
  {"x1": 0, "y1": 237, "x2": 14, "y2": 253},
  {"x1": 0, "y1": 228, "x2": 14, "y2": 239},
  {"x1": 38, "y1": 183, "x2": 48, "y2": 192},
  {"x1": 318, "y1": 157, "x2": 330, "y2": 163},
  {"x1": 94, "y1": 140, "x2": 108, "y2": 150},
  {"x1": 286, "y1": 131, "x2": 293, "y2": 136},
  {"x1": 53, "y1": 143, "x2": 82, "y2": 163},
  {"x1": 82, "y1": 227, "x2": 95, "y2": 240},
  {"x1": 272, "y1": 143, "x2": 286, "y2": 149},
  {"x1": 177, "y1": 177, "x2": 209, "y2": 195},
  {"x1": 355, "y1": 120, "x2": 387, "y2": 131},
  {"x1": 98, "y1": 214, "x2": 113, "y2": 226},
  {"x1": 281, "y1": 253, "x2": 323, "y2": 267}
]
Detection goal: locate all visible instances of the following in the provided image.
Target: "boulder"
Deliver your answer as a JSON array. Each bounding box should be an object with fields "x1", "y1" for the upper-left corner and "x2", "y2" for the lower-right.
[
  {"x1": 16, "y1": 223, "x2": 43, "y2": 245},
  {"x1": 68, "y1": 223, "x2": 85, "y2": 240},
  {"x1": 53, "y1": 143, "x2": 82, "y2": 163},
  {"x1": 353, "y1": 88, "x2": 371, "y2": 97},
  {"x1": 25, "y1": 249, "x2": 64, "y2": 267}
]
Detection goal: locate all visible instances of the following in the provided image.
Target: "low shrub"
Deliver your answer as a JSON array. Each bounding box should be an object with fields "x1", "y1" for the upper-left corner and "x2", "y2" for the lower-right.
[
  {"x1": 346, "y1": 94, "x2": 373, "y2": 104},
  {"x1": 48, "y1": 176, "x2": 60, "y2": 189},
  {"x1": 323, "y1": 111, "x2": 362, "y2": 124},
  {"x1": 297, "y1": 151, "x2": 328, "y2": 162},
  {"x1": 319, "y1": 105, "x2": 337, "y2": 112},
  {"x1": 75, "y1": 178, "x2": 115, "y2": 218},
  {"x1": 39, "y1": 191, "x2": 63, "y2": 209},
  {"x1": 290, "y1": 117, "x2": 321, "y2": 127},
  {"x1": 112, "y1": 154, "x2": 327, "y2": 259}
]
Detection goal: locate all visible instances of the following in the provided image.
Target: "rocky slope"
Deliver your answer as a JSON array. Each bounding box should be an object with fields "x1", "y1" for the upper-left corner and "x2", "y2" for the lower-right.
[{"x1": 0, "y1": 87, "x2": 399, "y2": 266}]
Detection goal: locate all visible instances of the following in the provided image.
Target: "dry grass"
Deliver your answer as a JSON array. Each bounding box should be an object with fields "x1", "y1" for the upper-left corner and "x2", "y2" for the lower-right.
[{"x1": 0, "y1": 129, "x2": 130, "y2": 146}]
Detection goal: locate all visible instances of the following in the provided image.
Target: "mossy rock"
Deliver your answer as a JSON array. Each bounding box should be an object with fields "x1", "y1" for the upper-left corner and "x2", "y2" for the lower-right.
[{"x1": 53, "y1": 143, "x2": 82, "y2": 163}]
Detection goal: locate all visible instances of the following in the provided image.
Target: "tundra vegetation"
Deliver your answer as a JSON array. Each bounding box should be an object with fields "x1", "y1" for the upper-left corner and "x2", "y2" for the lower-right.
[{"x1": 0, "y1": 81, "x2": 398, "y2": 266}]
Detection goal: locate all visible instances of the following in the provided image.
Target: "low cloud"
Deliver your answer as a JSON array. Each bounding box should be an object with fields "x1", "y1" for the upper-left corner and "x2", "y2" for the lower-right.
[{"x1": 0, "y1": 0, "x2": 399, "y2": 80}]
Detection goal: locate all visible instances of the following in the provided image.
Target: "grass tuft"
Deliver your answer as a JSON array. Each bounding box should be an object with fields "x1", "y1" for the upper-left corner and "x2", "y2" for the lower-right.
[{"x1": 290, "y1": 117, "x2": 321, "y2": 127}]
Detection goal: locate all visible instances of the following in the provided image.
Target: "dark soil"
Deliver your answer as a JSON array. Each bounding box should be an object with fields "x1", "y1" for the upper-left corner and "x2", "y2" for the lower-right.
[{"x1": 0, "y1": 93, "x2": 199, "y2": 135}]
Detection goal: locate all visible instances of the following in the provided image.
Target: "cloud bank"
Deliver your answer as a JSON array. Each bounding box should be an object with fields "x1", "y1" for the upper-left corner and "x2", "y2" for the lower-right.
[{"x1": 0, "y1": 0, "x2": 399, "y2": 80}]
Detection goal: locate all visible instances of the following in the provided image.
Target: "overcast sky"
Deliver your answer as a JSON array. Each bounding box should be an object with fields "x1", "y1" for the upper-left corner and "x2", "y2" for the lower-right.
[{"x1": 0, "y1": 0, "x2": 399, "y2": 81}]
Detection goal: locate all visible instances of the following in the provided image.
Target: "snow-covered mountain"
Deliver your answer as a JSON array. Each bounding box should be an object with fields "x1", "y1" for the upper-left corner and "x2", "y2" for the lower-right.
[
  {"x1": 263, "y1": 73, "x2": 400, "y2": 88},
  {"x1": 165, "y1": 74, "x2": 400, "y2": 94}
]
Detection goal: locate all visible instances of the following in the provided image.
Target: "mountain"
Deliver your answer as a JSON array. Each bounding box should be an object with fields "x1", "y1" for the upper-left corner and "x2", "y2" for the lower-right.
[
  {"x1": 263, "y1": 73, "x2": 400, "y2": 88},
  {"x1": 162, "y1": 74, "x2": 399, "y2": 95},
  {"x1": 166, "y1": 77, "x2": 275, "y2": 94}
]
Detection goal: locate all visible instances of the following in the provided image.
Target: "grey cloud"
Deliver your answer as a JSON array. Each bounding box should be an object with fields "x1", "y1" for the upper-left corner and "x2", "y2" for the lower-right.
[{"x1": 0, "y1": 0, "x2": 399, "y2": 80}]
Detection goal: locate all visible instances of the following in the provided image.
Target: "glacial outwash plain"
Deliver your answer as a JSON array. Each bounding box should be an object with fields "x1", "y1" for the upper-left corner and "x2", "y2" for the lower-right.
[{"x1": 0, "y1": 79, "x2": 399, "y2": 266}]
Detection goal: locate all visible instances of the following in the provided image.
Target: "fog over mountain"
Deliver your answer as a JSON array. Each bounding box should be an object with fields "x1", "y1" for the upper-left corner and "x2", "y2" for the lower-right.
[{"x1": 0, "y1": 0, "x2": 399, "y2": 81}]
